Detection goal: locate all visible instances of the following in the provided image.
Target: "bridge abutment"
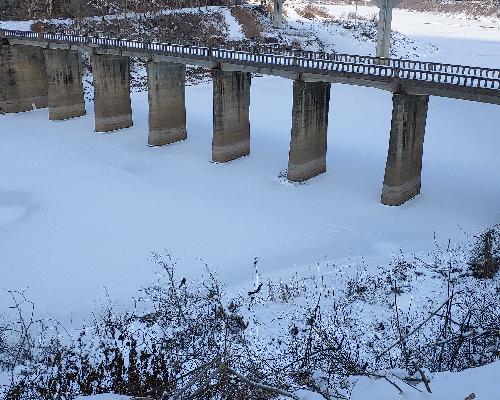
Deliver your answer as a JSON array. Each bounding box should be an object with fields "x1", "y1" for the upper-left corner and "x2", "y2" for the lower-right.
[
  {"x1": 147, "y1": 61, "x2": 187, "y2": 146},
  {"x1": 44, "y1": 48, "x2": 85, "y2": 121},
  {"x1": 91, "y1": 53, "x2": 133, "y2": 132},
  {"x1": 381, "y1": 93, "x2": 429, "y2": 206},
  {"x1": 287, "y1": 80, "x2": 331, "y2": 182},
  {"x1": 212, "y1": 69, "x2": 251, "y2": 163},
  {"x1": 0, "y1": 44, "x2": 48, "y2": 113}
]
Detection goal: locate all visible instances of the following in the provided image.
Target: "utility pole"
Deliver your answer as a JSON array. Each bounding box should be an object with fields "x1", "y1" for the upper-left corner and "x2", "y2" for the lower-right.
[
  {"x1": 373, "y1": 0, "x2": 402, "y2": 59},
  {"x1": 273, "y1": 0, "x2": 284, "y2": 28}
]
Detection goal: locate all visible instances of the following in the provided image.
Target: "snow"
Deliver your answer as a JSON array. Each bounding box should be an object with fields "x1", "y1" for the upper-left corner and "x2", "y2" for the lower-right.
[
  {"x1": 219, "y1": 7, "x2": 245, "y2": 40},
  {"x1": 75, "y1": 395, "x2": 130, "y2": 400},
  {"x1": 280, "y1": 2, "x2": 500, "y2": 66},
  {"x1": 1, "y1": 4, "x2": 500, "y2": 398},
  {"x1": 1, "y1": 77, "x2": 499, "y2": 325},
  {"x1": 351, "y1": 360, "x2": 500, "y2": 400}
]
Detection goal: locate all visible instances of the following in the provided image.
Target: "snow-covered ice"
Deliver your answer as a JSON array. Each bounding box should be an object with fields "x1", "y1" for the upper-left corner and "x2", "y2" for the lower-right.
[{"x1": 1, "y1": 75, "x2": 499, "y2": 324}]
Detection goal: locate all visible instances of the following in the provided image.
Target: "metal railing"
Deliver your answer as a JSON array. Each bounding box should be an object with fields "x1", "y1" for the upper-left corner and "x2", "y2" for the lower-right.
[{"x1": 2, "y1": 28, "x2": 500, "y2": 91}]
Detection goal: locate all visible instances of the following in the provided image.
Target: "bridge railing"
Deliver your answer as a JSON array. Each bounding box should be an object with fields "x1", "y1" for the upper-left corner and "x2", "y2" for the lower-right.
[{"x1": 2, "y1": 28, "x2": 500, "y2": 91}]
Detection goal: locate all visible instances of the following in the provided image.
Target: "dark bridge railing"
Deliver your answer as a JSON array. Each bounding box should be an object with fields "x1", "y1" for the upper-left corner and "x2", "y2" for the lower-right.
[{"x1": 2, "y1": 28, "x2": 500, "y2": 91}]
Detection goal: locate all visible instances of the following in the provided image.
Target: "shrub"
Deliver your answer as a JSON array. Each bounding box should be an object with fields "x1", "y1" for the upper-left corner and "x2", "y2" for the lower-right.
[{"x1": 468, "y1": 225, "x2": 500, "y2": 279}]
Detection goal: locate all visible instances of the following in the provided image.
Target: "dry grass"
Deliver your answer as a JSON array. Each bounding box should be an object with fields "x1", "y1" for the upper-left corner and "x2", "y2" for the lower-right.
[
  {"x1": 400, "y1": 0, "x2": 500, "y2": 16},
  {"x1": 231, "y1": 6, "x2": 264, "y2": 39},
  {"x1": 297, "y1": 4, "x2": 331, "y2": 20}
]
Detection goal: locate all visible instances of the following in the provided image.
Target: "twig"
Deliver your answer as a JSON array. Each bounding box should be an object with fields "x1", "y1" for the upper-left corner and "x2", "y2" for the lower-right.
[
  {"x1": 166, "y1": 358, "x2": 216, "y2": 400},
  {"x1": 186, "y1": 364, "x2": 223, "y2": 399},
  {"x1": 383, "y1": 376, "x2": 403, "y2": 394},
  {"x1": 412, "y1": 360, "x2": 432, "y2": 394},
  {"x1": 378, "y1": 294, "x2": 457, "y2": 359},
  {"x1": 421, "y1": 328, "x2": 500, "y2": 349}
]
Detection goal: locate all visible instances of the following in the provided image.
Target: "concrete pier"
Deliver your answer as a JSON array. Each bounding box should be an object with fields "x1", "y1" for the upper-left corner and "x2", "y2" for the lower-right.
[
  {"x1": 147, "y1": 61, "x2": 187, "y2": 146},
  {"x1": 91, "y1": 53, "x2": 132, "y2": 132},
  {"x1": 287, "y1": 80, "x2": 331, "y2": 182},
  {"x1": 0, "y1": 44, "x2": 48, "y2": 113},
  {"x1": 381, "y1": 93, "x2": 429, "y2": 206},
  {"x1": 44, "y1": 48, "x2": 85, "y2": 120},
  {"x1": 212, "y1": 70, "x2": 251, "y2": 163}
]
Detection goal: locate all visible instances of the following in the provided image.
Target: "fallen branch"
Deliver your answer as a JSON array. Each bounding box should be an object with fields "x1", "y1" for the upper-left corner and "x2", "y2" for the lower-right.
[
  {"x1": 412, "y1": 360, "x2": 432, "y2": 394},
  {"x1": 166, "y1": 358, "x2": 217, "y2": 400},
  {"x1": 224, "y1": 365, "x2": 300, "y2": 400}
]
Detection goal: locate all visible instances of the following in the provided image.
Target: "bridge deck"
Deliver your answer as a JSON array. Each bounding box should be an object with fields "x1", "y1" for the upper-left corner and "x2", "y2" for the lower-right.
[{"x1": 2, "y1": 29, "x2": 500, "y2": 105}]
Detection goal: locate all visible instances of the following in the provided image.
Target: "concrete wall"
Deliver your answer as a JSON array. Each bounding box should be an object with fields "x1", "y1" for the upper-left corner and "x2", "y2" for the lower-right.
[
  {"x1": 0, "y1": 44, "x2": 48, "y2": 113},
  {"x1": 91, "y1": 53, "x2": 132, "y2": 132},
  {"x1": 381, "y1": 93, "x2": 429, "y2": 205},
  {"x1": 44, "y1": 48, "x2": 85, "y2": 121},
  {"x1": 287, "y1": 80, "x2": 331, "y2": 182},
  {"x1": 147, "y1": 61, "x2": 187, "y2": 146},
  {"x1": 212, "y1": 69, "x2": 251, "y2": 162}
]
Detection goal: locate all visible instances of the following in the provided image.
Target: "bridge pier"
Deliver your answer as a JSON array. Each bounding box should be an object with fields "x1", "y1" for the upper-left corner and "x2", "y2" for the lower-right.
[
  {"x1": 212, "y1": 70, "x2": 251, "y2": 163},
  {"x1": 91, "y1": 53, "x2": 132, "y2": 132},
  {"x1": 381, "y1": 93, "x2": 429, "y2": 206},
  {"x1": 147, "y1": 61, "x2": 187, "y2": 146},
  {"x1": 44, "y1": 48, "x2": 85, "y2": 121},
  {"x1": 0, "y1": 44, "x2": 48, "y2": 113},
  {"x1": 287, "y1": 80, "x2": 331, "y2": 182}
]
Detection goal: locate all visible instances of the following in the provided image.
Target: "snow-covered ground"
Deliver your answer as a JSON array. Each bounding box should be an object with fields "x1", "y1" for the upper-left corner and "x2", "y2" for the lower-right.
[
  {"x1": 1, "y1": 4, "x2": 500, "y2": 399},
  {"x1": 319, "y1": 3, "x2": 500, "y2": 66},
  {"x1": 351, "y1": 359, "x2": 500, "y2": 400}
]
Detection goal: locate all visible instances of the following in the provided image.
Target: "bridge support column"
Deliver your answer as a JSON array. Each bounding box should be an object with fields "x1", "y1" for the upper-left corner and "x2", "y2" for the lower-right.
[
  {"x1": 287, "y1": 80, "x2": 331, "y2": 182},
  {"x1": 0, "y1": 44, "x2": 48, "y2": 113},
  {"x1": 44, "y1": 48, "x2": 85, "y2": 121},
  {"x1": 147, "y1": 61, "x2": 187, "y2": 146},
  {"x1": 212, "y1": 70, "x2": 251, "y2": 163},
  {"x1": 91, "y1": 53, "x2": 132, "y2": 132},
  {"x1": 381, "y1": 93, "x2": 429, "y2": 206}
]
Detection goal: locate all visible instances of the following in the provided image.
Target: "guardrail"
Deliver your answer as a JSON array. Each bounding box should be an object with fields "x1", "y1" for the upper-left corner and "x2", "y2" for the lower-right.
[{"x1": 2, "y1": 28, "x2": 500, "y2": 91}]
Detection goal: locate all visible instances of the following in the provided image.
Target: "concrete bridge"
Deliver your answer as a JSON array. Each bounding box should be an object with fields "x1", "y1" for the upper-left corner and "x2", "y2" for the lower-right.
[{"x1": 1, "y1": 29, "x2": 499, "y2": 206}]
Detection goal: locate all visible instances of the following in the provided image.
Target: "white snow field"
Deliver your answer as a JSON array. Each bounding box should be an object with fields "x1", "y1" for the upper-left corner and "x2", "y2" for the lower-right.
[
  {"x1": 2, "y1": 76, "x2": 499, "y2": 322},
  {"x1": 317, "y1": 3, "x2": 500, "y2": 66},
  {"x1": 1, "y1": 4, "x2": 500, "y2": 399},
  {"x1": 1, "y1": 4, "x2": 500, "y2": 322}
]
